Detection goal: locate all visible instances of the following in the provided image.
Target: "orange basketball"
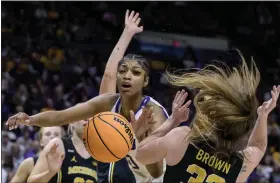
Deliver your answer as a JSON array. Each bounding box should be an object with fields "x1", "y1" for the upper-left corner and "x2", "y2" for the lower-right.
[{"x1": 83, "y1": 112, "x2": 134, "y2": 163}]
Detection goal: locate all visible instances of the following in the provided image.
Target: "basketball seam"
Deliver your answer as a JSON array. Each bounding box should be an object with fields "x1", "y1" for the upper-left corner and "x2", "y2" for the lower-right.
[
  {"x1": 98, "y1": 113, "x2": 128, "y2": 122},
  {"x1": 94, "y1": 114, "x2": 121, "y2": 160},
  {"x1": 98, "y1": 113, "x2": 131, "y2": 127},
  {"x1": 97, "y1": 115, "x2": 130, "y2": 151},
  {"x1": 85, "y1": 122, "x2": 101, "y2": 162}
]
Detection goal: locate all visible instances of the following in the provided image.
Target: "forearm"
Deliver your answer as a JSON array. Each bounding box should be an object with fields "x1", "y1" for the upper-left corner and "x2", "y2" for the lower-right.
[
  {"x1": 247, "y1": 116, "x2": 268, "y2": 153},
  {"x1": 105, "y1": 28, "x2": 134, "y2": 72},
  {"x1": 100, "y1": 29, "x2": 134, "y2": 94},
  {"x1": 27, "y1": 170, "x2": 57, "y2": 183},
  {"x1": 136, "y1": 117, "x2": 176, "y2": 164},
  {"x1": 139, "y1": 117, "x2": 176, "y2": 148},
  {"x1": 31, "y1": 111, "x2": 64, "y2": 127},
  {"x1": 136, "y1": 135, "x2": 164, "y2": 178}
]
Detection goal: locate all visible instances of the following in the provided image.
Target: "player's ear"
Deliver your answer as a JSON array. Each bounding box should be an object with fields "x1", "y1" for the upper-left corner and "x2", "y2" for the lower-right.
[{"x1": 144, "y1": 76, "x2": 149, "y2": 87}]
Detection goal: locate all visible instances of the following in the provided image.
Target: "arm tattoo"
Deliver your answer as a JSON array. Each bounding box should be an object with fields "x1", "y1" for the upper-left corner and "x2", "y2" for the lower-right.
[{"x1": 240, "y1": 165, "x2": 247, "y2": 173}]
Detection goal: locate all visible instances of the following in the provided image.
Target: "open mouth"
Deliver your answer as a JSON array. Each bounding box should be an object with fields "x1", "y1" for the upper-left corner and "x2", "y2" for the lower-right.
[{"x1": 121, "y1": 83, "x2": 132, "y2": 89}]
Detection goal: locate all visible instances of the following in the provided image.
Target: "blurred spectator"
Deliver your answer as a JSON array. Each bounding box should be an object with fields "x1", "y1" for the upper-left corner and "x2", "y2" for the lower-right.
[{"x1": 2, "y1": 132, "x2": 13, "y2": 156}]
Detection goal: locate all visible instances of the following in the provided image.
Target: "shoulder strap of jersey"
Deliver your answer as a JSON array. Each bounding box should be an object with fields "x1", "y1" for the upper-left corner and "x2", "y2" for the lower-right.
[
  {"x1": 112, "y1": 96, "x2": 121, "y2": 113},
  {"x1": 61, "y1": 137, "x2": 74, "y2": 153},
  {"x1": 113, "y1": 95, "x2": 151, "y2": 114}
]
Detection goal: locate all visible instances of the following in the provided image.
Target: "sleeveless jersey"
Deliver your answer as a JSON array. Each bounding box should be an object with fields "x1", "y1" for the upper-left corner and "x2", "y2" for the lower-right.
[
  {"x1": 97, "y1": 158, "x2": 136, "y2": 183},
  {"x1": 109, "y1": 95, "x2": 169, "y2": 183},
  {"x1": 49, "y1": 137, "x2": 98, "y2": 183},
  {"x1": 163, "y1": 142, "x2": 244, "y2": 183}
]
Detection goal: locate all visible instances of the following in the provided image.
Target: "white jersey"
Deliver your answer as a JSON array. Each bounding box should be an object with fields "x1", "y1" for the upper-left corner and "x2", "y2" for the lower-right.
[{"x1": 109, "y1": 95, "x2": 169, "y2": 183}]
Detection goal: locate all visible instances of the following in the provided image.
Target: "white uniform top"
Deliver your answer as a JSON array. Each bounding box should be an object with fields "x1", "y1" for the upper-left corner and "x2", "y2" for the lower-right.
[{"x1": 109, "y1": 95, "x2": 169, "y2": 183}]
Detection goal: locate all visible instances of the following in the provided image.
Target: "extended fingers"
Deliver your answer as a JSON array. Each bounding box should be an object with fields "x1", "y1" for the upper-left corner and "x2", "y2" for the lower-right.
[
  {"x1": 140, "y1": 107, "x2": 155, "y2": 124},
  {"x1": 277, "y1": 85, "x2": 280, "y2": 93},
  {"x1": 60, "y1": 153, "x2": 65, "y2": 162},
  {"x1": 178, "y1": 91, "x2": 188, "y2": 106},
  {"x1": 125, "y1": 10, "x2": 129, "y2": 21},
  {"x1": 173, "y1": 91, "x2": 180, "y2": 103},
  {"x1": 174, "y1": 90, "x2": 188, "y2": 106},
  {"x1": 7, "y1": 114, "x2": 20, "y2": 130},
  {"x1": 149, "y1": 113, "x2": 156, "y2": 125},
  {"x1": 132, "y1": 12, "x2": 139, "y2": 22},
  {"x1": 271, "y1": 90, "x2": 276, "y2": 103},
  {"x1": 173, "y1": 90, "x2": 185, "y2": 104},
  {"x1": 135, "y1": 18, "x2": 141, "y2": 25},
  {"x1": 181, "y1": 100, "x2": 192, "y2": 110},
  {"x1": 275, "y1": 85, "x2": 280, "y2": 98},
  {"x1": 261, "y1": 102, "x2": 269, "y2": 111},
  {"x1": 50, "y1": 144, "x2": 58, "y2": 153},
  {"x1": 130, "y1": 110, "x2": 136, "y2": 123},
  {"x1": 146, "y1": 107, "x2": 153, "y2": 118},
  {"x1": 6, "y1": 116, "x2": 15, "y2": 130},
  {"x1": 129, "y1": 11, "x2": 135, "y2": 20}
]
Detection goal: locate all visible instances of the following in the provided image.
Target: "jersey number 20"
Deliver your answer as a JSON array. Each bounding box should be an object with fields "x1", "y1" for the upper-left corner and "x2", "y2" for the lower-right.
[{"x1": 186, "y1": 164, "x2": 225, "y2": 183}]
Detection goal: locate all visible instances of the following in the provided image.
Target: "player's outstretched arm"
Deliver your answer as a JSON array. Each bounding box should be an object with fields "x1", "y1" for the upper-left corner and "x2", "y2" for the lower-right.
[
  {"x1": 6, "y1": 93, "x2": 114, "y2": 128},
  {"x1": 27, "y1": 138, "x2": 65, "y2": 183},
  {"x1": 136, "y1": 90, "x2": 192, "y2": 165},
  {"x1": 236, "y1": 85, "x2": 280, "y2": 182},
  {"x1": 10, "y1": 158, "x2": 34, "y2": 183},
  {"x1": 99, "y1": 10, "x2": 143, "y2": 94}
]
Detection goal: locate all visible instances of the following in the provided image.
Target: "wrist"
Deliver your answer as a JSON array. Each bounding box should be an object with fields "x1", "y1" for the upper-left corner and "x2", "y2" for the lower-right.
[
  {"x1": 168, "y1": 115, "x2": 180, "y2": 127},
  {"x1": 123, "y1": 27, "x2": 136, "y2": 37},
  {"x1": 257, "y1": 114, "x2": 268, "y2": 121}
]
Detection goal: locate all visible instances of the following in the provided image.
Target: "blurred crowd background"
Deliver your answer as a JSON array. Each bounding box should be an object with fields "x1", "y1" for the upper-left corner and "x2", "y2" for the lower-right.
[{"x1": 1, "y1": 2, "x2": 280, "y2": 183}]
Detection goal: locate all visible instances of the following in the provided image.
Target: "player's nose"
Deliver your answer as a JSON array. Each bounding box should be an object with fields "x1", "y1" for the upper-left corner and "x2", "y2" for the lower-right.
[{"x1": 123, "y1": 71, "x2": 132, "y2": 80}]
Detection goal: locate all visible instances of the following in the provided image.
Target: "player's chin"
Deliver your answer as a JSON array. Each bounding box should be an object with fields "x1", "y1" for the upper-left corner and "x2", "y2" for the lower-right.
[{"x1": 119, "y1": 90, "x2": 136, "y2": 97}]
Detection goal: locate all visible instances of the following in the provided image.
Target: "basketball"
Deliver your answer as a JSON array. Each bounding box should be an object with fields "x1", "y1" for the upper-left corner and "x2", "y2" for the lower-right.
[{"x1": 83, "y1": 112, "x2": 134, "y2": 163}]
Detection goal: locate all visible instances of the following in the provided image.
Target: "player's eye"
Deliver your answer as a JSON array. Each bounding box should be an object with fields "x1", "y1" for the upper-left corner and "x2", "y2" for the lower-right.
[
  {"x1": 118, "y1": 68, "x2": 126, "y2": 74},
  {"x1": 45, "y1": 132, "x2": 51, "y2": 136},
  {"x1": 54, "y1": 133, "x2": 60, "y2": 137},
  {"x1": 133, "y1": 70, "x2": 141, "y2": 75}
]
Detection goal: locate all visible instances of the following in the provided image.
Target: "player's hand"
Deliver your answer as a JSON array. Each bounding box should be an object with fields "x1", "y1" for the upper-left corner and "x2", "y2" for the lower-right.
[
  {"x1": 257, "y1": 85, "x2": 280, "y2": 119},
  {"x1": 130, "y1": 106, "x2": 155, "y2": 140},
  {"x1": 170, "y1": 90, "x2": 192, "y2": 126},
  {"x1": 124, "y1": 10, "x2": 143, "y2": 34},
  {"x1": 6, "y1": 112, "x2": 33, "y2": 130},
  {"x1": 47, "y1": 144, "x2": 65, "y2": 173}
]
